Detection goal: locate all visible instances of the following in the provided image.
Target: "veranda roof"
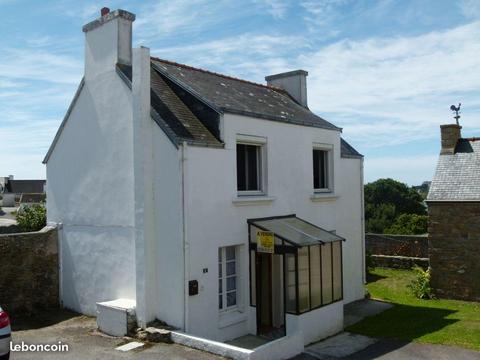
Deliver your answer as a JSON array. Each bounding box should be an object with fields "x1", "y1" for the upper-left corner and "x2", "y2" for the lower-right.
[{"x1": 248, "y1": 215, "x2": 345, "y2": 247}]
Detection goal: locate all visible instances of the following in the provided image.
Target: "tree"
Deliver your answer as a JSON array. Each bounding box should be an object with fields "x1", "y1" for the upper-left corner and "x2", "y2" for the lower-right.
[
  {"x1": 365, "y1": 178, "x2": 426, "y2": 234},
  {"x1": 385, "y1": 213, "x2": 428, "y2": 235}
]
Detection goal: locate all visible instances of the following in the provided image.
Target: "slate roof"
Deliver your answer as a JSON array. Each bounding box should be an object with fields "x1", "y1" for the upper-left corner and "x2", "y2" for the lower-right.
[
  {"x1": 151, "y1": 58, "x2": 341, "y2": 131},
  {"x1": 4, "y1": 180, "x2": 46, "y2": 194},
  {"x1": 116, "y1": 59, "x2": 363, "y2": 157},
  {"x1": 427, "y1": 138, "x2": 480, "y2": 201},
  {"x1": 341, "y1": 138, "x2": 363, "y2": 158},
  {"x1": 117, "y1": 63, "x2": 222, "y2": 147}
]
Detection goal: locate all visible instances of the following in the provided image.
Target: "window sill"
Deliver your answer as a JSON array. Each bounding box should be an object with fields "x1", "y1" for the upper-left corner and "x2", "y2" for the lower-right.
[
  {"x1": 218, "y1": 309, "x2": 247, "y2": 328},
  {"x1": 232, "y1": 196, "x2": 276, "y2": 206},
  {"x1": 310, "y1": 193, "x2": 339, "y2": 202}
]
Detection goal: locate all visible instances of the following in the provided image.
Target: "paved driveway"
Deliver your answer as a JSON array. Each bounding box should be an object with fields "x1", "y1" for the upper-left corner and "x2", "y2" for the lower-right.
[
  {"x1": 295, "y1": 332, "x2": 480, "y2": 359},
  {"x1": 10, "y1": 310, "x2": 222, "y2": 360}
]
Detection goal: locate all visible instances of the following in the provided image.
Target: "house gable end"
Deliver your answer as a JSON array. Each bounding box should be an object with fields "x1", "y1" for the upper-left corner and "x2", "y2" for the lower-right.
[{"x1": 43, "y1": 78, "x2": 85, "y2": 164}]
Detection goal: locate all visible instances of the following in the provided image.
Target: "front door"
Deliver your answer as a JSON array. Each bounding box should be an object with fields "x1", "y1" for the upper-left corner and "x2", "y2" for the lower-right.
[{"x1": 256, "y1": 253, "x2": 273, "y2": 335}]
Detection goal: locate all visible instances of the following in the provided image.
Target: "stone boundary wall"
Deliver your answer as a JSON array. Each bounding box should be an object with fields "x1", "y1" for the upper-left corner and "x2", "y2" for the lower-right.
[
  {"x1": 0, "y1": 224, "x2": 21, "y2": 234},
  {"x1": 371, "y1": 255, "x2": 429, "y2": 270},
  {"x1": 0, "y1": 226, "x2": 59, "y2": 315},
  {"x1": 366, "y1": 233, "x2": 429, "y2": 258}
]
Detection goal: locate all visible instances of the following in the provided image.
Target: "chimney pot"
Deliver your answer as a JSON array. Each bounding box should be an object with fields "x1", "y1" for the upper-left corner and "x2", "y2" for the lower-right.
[
  {"x1": 101, "y1": 7, "x2": 110, "y2": 16},
  {"x1": 440, "y1": 124, "x2": 462, "y2": 155}
]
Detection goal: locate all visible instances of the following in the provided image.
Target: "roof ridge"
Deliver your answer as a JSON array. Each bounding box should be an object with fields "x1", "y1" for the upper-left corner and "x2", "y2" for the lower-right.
[
  {"x1": 462, "y1": 137, "x2": 480, "y2": 141},
  {"x1": 150, "y1": 56, "x2": 286, "y2": 93}
]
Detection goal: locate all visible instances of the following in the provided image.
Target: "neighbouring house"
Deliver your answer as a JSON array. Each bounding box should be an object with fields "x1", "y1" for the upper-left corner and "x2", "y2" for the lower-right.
[
  {"x1": 0, "y1": 175, "x2": 46, "y2": 207},
  {"x1": 427, "y1": 122, "x2": 480, "y2": 301},
  {"x1": 43, "y1": 8, "x2": 365, "y2": 352}
]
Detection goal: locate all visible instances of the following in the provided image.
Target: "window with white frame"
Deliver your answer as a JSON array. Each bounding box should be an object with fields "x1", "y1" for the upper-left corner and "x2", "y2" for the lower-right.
[
  {"x1": 236, "y1": 142, "x2": 264, "y2": 194},
  {"x1": 218, "y1": 246, "x2": 237, "y2": 310},
  {"x1": 313, "y1": 146, "x2": 332, "y2": 192}
]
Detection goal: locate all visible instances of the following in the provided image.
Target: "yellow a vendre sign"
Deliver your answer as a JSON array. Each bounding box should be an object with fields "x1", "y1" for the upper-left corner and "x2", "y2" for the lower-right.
[{"x1": 256, "y1": 230, "x2": 274, "y2": 253}]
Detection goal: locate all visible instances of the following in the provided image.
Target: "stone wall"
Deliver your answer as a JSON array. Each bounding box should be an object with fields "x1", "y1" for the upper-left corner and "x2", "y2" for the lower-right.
[
  {"x1": 428, "y1": 202, "x2": 480, "y2": 301},
  {"x1": 366, "y1": 233, "x2": 429, "y2": 257},
  {"x1": 371, "y1": 255, "x2": 429, "y2": 269},
  {"x1": 366, "y1": 233, "x2": 429, "y2": 269},
  {"x1": 0, "y1": 227, "x2": 59, "y2": 315}
]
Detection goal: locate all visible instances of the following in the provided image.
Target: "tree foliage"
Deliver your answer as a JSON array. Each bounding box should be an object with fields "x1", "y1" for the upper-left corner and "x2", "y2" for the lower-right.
[
  {"x1": 385, "y1": 213, "x2": 428, "y2": 235},
  {"x1": 365, "y1": 178, "x2": 427, "y2": 234}
]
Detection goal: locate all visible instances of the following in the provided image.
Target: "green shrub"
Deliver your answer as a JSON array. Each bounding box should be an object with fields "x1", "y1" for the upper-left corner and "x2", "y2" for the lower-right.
[
  {"x1": 385, "y1": 213, "x2": 428, "y2": 235},
  {"x1": 408, "y1": 266, "x2": 434, "y2": 299},
  {"x1": 16, "y1": 203, "x2": 46, "y2": 232}
]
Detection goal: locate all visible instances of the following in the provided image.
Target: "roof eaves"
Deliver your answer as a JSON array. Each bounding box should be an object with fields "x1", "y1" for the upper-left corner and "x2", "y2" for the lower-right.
[
  {"x1": 341, "y1": 154, "x2": 364, "y2": 159},
  {"x1": 43, "y1": 78, "x2": 85, "y2": 164},
  {"x1": 185, "y1": 140, "x2": 225, "y2": 148},
  {"x1": 150, "y1": 108, "x2": 181, "y2": 149},
  {"x1": 151, "y1": 62, "x2": 223, "y2": 115}
]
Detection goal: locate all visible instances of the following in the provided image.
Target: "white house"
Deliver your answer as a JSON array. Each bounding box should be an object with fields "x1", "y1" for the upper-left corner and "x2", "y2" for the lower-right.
[{"x1": 44, "y1": 8, "x2": 365, "y2": 352}]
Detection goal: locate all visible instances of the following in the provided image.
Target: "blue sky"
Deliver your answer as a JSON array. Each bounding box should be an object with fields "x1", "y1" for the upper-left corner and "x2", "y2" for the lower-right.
[{"x1": 1, "y1": 0, "x2": 480, "y2": 185}]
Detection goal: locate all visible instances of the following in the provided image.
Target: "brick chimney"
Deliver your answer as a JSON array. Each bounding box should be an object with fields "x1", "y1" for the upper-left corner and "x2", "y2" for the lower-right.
[
  {"x1": 265, "y1": 70, "x2": 308, "y2": 107},
  {"x1": 440, "y1": 124, "x2": 462, "y2": 155},
  {"x1": 82, "y1": 9, "x2": 136, "y2": 80}
]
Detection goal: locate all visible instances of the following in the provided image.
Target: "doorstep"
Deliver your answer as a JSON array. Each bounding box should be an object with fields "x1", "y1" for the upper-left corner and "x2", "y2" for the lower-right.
[{"x1": 170, "y1": 331, "x2": 304, "y2": 360}]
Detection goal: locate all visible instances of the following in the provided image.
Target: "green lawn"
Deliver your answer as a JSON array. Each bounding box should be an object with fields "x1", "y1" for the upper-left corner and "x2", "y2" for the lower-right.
[{"x1": 346, "y1": 268, "x2": 480, "y2": 351}]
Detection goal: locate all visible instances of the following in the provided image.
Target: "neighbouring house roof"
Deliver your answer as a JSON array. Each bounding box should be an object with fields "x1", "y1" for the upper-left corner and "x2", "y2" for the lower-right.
[
  {"x1": 427, "y1": 138, "x2": 480, "y2": 201},
  {"x1": 248, "y1": 214, "x2": 345, "y2": 247},
  {"x1": 4, "y1": 180, "x2": 46, "y2": 194},
  {"x1": 20, "y1": 193, "x2": 46, "y2": 204}
]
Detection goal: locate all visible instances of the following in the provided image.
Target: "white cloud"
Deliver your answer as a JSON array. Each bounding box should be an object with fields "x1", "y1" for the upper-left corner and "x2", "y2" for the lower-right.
[
  {"x1": 365, "y1": 155, "x2": 438, "y2": 185},
  {"x1": 0, "y1": 47, "x2": 82, "y2": 84},
  {"x1": 258, "y1": 0, "x2": 290, "y2": 19},
  {"x1": 135, "y1": 1, "x2": 249, "y2": 40},
  {"x1": 296, "y1": 21, "x2": 480, "y2": 146},
  {"x1": 459, "y1": 0, "x2": 480, "y2": 19},
  {"x1": 152, "y1": 33, "x2": 306, "y2": 71}
]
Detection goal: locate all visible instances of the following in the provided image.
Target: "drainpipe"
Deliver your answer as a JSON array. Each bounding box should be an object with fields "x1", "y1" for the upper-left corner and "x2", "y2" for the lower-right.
[
  {"x1": 57, "y1": 222, "x2": 64, "y2": 307},
  {"x1": 181, "y1": 141, "x2": 190, "y2": 332},
  {"x1": 360, "y1": 158, "x2": 366, "y2": 285}
]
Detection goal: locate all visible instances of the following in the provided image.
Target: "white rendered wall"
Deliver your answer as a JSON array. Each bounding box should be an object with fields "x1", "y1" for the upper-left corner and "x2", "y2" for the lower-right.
[
  {"x1": 151, "y1": 126, "x2": 184, "y2": 329},
  {"x1": 338, "y1": 158, "x2": 365, "y2": 303},
  {"x1": 183, "y1": 113, "x2": 363, "y2": 341},
  {"x1": 286, "y1": 301, "x2": 343, "y2": 345},
  {"x1": 46, "y1": 63, "x2": 136, "y2": 316}
]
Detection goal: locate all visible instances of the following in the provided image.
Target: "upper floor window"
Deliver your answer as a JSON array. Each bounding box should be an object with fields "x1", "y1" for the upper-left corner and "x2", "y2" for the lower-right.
[
  {"x1": 313, "y1": 146, "x2": 333, "y2": 192},
  {"x1": 236, "y1": 138, "x2": 265, "y2": 194}
]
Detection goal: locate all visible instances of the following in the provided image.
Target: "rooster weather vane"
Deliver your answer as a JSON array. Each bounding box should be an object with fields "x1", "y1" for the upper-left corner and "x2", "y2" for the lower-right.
[{"x1": 450, "y1": 103, "x2": 461, "y2": 125}]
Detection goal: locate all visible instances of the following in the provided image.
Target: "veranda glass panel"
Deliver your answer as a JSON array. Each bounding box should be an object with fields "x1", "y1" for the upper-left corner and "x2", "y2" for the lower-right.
[
  {"x1": 321, "y1": 243, "x2": 333, "y2": 304},
  {"x1": 332, "y1": 241, "x2": 342, "y2": 301},
  {"x1": 310, "y1": 245, "x2": 321, "y2": 308},
  {"x1": 250, "y1": 250, "x2": 256, "y2": 306},
  {"x1": 285, "y1": 253, "x2": 296, "y2": 313},
  {"x1": 298, "y1": 247, "x2": 310, "y2": 313}
]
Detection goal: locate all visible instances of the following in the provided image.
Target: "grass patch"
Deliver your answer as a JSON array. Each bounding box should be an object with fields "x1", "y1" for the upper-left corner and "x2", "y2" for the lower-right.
[{"x1": 347, "y1": 268, "x2": 480, "y2": 351}]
